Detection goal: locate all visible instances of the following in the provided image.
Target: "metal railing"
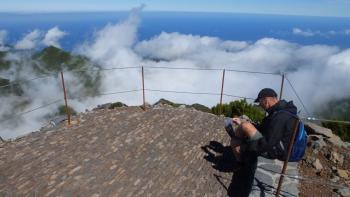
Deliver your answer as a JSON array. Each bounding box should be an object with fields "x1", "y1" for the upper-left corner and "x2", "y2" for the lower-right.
[{"x1": 1, "y1": 65, "x2": 349, "y2": 124}]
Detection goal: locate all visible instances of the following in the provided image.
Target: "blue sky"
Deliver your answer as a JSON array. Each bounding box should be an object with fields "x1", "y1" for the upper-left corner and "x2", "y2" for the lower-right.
[{"x1": 0, "y1": 0, "x2": 350, "y2": 17}]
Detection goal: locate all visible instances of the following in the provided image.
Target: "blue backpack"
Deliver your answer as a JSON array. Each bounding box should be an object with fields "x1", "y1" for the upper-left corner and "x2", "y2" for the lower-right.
[{"x1": 279, "y1": 110, "x2": 308, "y2": 162}]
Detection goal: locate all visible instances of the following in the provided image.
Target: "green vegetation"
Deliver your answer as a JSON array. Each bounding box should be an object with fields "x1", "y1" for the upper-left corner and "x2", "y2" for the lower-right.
[
  {"x1": 0, "y1": 77, "x2": 23, "y2": 96},
  {"x1": 0, "y1": 46, "x2": 101, "y2": 98},
  {"x1": 190, "y1": 103, "x2": 211, "y2": 113},
  {"x1": 154, "y1": 98, "x2": 263, "y2": 119},
  {"x1": 318, "y1": 98, "x2": 350, "y2": 142},
  {"x1": 32, "y1": 46, "x2": 102, "y2": 97},
  {"x1": 32, "y1": 46, "x2": 96, "y2": 73},
  {"x1": 322, "y1": 122, "x2": 349, "y2": 142},
  {"x1": 154, "y1": 98, "x2": 182, "y2": 107},
  {"x1": 109, "y1": 102, "x2": 127, "y2": 109},
  {"x1": 0, "y1": 46, "x2": 101, "y2": 121},
  {"x1": 42, "y1": 105, "x2": 77, "y2": 121},
  {"x1": 153, "y1": 99, "x2": 211, "y2": 113},
  {"x1": 0, "y1": 51, "x2": 11, "y2": 70},
  {"x1": 57, "y1": 105, "x2": 77, "y2": 116},
  {"x1": 0, "y1": 77, "x2": 9, "y2": 86},
  {"x1": 211, "y1": 99, "x2": 265, "y2": 122},
  {"x1": 33, "y1": 46, "x2": 71, "y2": 72}
]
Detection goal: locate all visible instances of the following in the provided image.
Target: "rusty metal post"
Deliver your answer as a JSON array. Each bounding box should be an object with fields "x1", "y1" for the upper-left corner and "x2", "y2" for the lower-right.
[
  {"x1": 279, "y1": 73, "x2": 285, "y2": 100},
  {"x1": 275, "y1": 118, "x2": 300, "y2": 196},
  {"x1": 219, "y1": 69, "x2": 225, "y2": 115},
  {"x1": 142, "y1": 66, "x2": 146, "y2": 110},
  {"x1": 60, "y1": 71, "x2": 71, "y2": 125}
]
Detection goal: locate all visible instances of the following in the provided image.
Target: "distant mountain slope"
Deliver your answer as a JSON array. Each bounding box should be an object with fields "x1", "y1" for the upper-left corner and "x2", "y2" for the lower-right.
[
  {"x1": 318, "y1": 98, "x2": 350, "y2": 142},
  {"x1": 0, "y1": 46, "x2": 101, "y2": 121}
]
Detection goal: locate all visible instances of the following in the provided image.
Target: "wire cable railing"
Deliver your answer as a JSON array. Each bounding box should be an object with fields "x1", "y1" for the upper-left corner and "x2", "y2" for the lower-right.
[
  {"x1": 145, "y1": 88, "x2": 221, "y2": 96},
  {"x1": 1, "y1": 65, "x2": 350, "y2": 125},
  {"x1": 68, "y1": 89, "x2": 142, "y2": 101},
  {"x1": 285, "y1": 76, "x2": 311, "y2": 116},
  {"x1": 223, "y1": 93, "x2": 255, "y2": 100},
  {"x1": 215, "y1": 168, "x2": 350, "y2": 190},
  {"x1": 0, "y1": 99, "x2": 62, "y2": 123},
  {"x1": 301, "y1": 117, "x2": 350, "y2": 124},
  {"x1": 258, "y1": 167, "x2": 350, "y2": 190},
  {"x1": 145, "y1": 89, "x2": 256, "y2": 100},
  {"x1": 226, "y1": 68, "x2": 279, "y2": 75},
  {"x1": 67, "y1": 66, "x2": 141, "y2": 73},
  {"x1": 144, "y1": 65, "x2": 280, "y2": 75},
  {"x1": 0, "y1": 75, "x2": 56, "y2": 89}
]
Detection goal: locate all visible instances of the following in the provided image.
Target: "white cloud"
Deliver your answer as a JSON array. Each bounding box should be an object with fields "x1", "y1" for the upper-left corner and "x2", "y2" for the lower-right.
[
  {"x1": 0, "y1": 30, "x2": 7, "y2": 45},
  {"x1": 327, "y1": 30, "x2": 337, "y2": 35},
  {"x1": 293, "y1": 28, "x2": 315, "y2": 37},
  {"x1": 345, "y1": 29, "x2": 350, "y2": 35},
  {"x1": 43, "y1": 27, "x2": 67, "y2": 48},
  {"x1": 0, "y1": 30, "x2": 9, "y2": 51},
  {"x1": 81, "y1": 22, "x2": 350, "y2": 118},
  {"x1": 76, "y1": 5, "x2": 144, "y2": 64},
  {"x1": 14, "y1": 29, "x2": 42, "y2": 50},
  {"x1": 220, "y1": 40, "x2": 249, "y2": 52},
  {"x1": 135, "y1": 32, "x2": 221, "y2": 60},
  {"x1": 293, "y1": 28, "x2": 350, "y2": 37}
]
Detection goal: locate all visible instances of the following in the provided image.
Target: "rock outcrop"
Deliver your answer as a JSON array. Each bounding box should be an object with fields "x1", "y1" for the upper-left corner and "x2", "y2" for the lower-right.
[{"x1": 300, "y1": 121, "x2": 350, "y2": 197}]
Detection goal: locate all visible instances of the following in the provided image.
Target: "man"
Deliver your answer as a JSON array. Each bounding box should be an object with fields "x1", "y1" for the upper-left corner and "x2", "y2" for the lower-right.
[{"x1": 225, "y1": 88, "x2": 298, "y2": 196}]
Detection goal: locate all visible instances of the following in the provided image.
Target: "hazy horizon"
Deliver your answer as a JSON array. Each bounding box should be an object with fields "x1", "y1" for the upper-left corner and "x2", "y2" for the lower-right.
[
  {"x1": 1, "y1": 10, "x2": 350, "y2": 18},
  {"x1": 2, "y1": 0, "x2": 350, "y2": 17}
]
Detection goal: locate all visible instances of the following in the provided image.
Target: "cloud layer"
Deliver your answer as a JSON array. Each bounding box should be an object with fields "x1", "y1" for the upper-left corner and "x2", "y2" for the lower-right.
[
  {"x1": 13, "y1": 27, "x2": 67, "y2": 50},
  {"x1": 43, "y1": 27, "x2": 68, "y2": 48},
  {"x1": 0, "y1": 30, "x2": 9, "y2": 51},
  {"x1": 293, "y1": 27, "x2": 350, "y2": 37},
  {"x1": 14, "y1": 29, "x2": 42, "y2": 50},
  {"x1": 76, "y1": 9, "x2": 350, "y2": 117}
]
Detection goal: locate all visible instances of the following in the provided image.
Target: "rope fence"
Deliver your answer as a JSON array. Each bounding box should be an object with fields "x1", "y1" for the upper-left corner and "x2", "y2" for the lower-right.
[
  {"x1": 302, "y1": 117, "x2": 350, "y2": 124},
  {"x1": 0, "y1": 75, "x2": 56, "y2": 89},
  {"x1": 285, "y1": 76, "x2": 311, "y2": 116},
  {"x1": 215, "y1": 168, "x2": 350, "y2": 190},
  {"x1": 68, "y1": 89, "x2": 142, "y2": 101},
  {"x1": 260, "y1": 168, "x2": 350, "y2": 190},
  {"x1": 1, "y1": 65, "x2": 349, "y2": 124},
  {"x1": 66, "y1": 66, "x2": 141, "y2": 73},
  {"x1": 145, "y1": 89, "x2": 221, "y2": 96},
  {"x1": 0, "y1": 99, "x2": 61, "y2": 123}
]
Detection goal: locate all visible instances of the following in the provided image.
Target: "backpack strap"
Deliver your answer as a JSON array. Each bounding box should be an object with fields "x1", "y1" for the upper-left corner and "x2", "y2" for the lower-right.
[
  {"x1": 276, "y1": 110, "x2": 305, "y2": 140},
  {"x1": 275, "y1": 110, "x2": 299, "y2": 120},
  {"x1": 270, "y1": 110, "x2": 301, "y2": 160}
]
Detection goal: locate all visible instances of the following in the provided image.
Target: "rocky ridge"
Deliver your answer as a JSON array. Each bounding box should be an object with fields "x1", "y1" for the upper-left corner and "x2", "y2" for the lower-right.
[{"x1": 299, "y1": 122, "x2": 350, "y2": 197}]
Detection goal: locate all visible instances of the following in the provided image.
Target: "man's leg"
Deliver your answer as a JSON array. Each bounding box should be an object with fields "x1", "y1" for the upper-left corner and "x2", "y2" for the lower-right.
[
  {"x1": 230, "y1": 137, "x2": 242, "y2": 162},
  {"x1": 225, "y1": 118, "x2": 247, "y2": 162},
  {"x1": 239, "y1": 122, "x2": 263, "y2": 140},
  {"x1": 228, "y1": 154, "x2": 258, "y2": 197}
]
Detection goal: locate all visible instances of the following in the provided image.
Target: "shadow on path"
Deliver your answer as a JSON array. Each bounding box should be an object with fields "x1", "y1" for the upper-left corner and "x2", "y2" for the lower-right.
[{"x1": 202, "y1": 140, "x2": 258, "y2": 197}]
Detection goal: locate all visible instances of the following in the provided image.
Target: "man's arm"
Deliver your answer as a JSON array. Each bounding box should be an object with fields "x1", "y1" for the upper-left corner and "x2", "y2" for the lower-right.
[{"x1": 245, "y1": 115, "x2": 288, "y2": 156}]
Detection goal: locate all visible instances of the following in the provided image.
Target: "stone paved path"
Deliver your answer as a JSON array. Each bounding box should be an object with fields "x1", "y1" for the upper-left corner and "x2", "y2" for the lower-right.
[
  {"x1": 0, "y1": 106, "x2": 299, "y2": 196},
  {"x1": 250, "y1": 157, "x2": 299, "y2": 197}
]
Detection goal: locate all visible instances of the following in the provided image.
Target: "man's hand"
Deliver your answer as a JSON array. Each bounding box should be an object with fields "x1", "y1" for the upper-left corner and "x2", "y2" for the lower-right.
[
  {"x1": 230, "y1": 138, "x2": 242, "y2": 160},
  {"x1": 232, "y1": 117, "x2": 242, "y2": 125}
]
